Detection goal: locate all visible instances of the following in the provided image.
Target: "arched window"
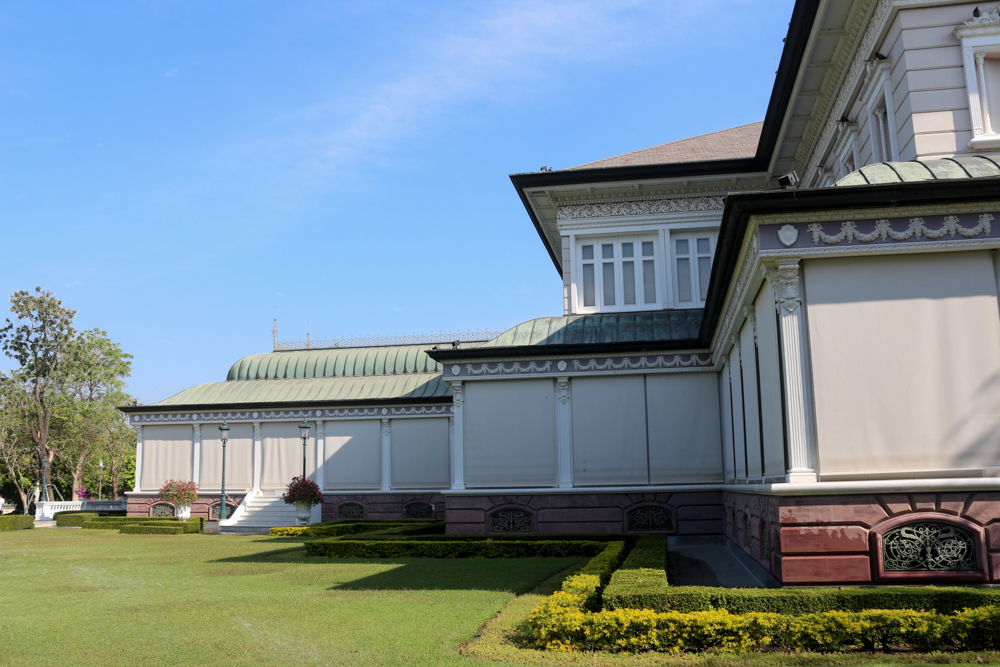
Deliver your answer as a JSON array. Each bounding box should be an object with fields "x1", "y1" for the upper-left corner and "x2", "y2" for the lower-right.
[
  {"x1": 627, "y1": 506, "x2": 674, "y2": 532},
  {"x1": 151, "y1": 503, "x2": 174, "y2": 517},
  {"x1": 490, "y1": 508, "x2": 532, "y2": 533},
  {"x1": 404, "y1": 502, "x2": 433, "y2": 519},
  {"x1": 337, "y1": 503, "x2": 364, "y2": 520},
  {"x1": 742, "y1": 512, "x2": 751, "y2": 547}
]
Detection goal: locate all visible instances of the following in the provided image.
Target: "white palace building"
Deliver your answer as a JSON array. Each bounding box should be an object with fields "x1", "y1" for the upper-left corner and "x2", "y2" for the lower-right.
[{"x1": 122, "y1": 0, "x2": 1000, "y2": 586}]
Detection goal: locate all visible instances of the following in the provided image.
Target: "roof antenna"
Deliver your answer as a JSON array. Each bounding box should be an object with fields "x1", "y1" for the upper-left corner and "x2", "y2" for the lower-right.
[
  {"x1": 273, "y1": 308, "x2": 278, "y2": 351},
  {"x1": 307, "y1": 321, "x2": 311, "y2": 349}
]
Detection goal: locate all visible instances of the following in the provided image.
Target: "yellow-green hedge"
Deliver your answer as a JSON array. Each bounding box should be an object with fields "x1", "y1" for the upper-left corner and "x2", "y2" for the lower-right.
[
  {"x1": 0, "y1": 515, "x2": 34, "y2": 531},
  {"x1": 270, "y1": 520, "x2": 442, "y2": 538},
  {"x1": 527, "y1": 576, "x2": 1000, "y2": 653}
]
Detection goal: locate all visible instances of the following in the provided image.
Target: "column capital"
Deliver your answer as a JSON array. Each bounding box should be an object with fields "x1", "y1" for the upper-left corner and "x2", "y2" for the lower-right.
[{"x1": 763, "y1": 260, "x2": 802, "y2": 315}]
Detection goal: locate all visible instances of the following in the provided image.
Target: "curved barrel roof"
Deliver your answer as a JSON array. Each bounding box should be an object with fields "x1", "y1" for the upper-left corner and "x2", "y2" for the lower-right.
[
  {"x1": 474, "y1": 310, "x2": 702, "y2": 349},
  {"x1": 836, "y1": 156, "x2": 1000, "y2": 187},
  {"x1": 226, "y1": 344, "x2": 443, "y2": 381}
]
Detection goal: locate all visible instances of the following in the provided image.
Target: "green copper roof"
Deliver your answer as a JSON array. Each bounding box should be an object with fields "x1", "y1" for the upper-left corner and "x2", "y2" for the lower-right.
[
  {"x1": 147, "y1": 373, "x2": 448, "y2": 408},
  {"x1": 227, "y1": 344, "x2": 445, "y2": 381},
  {"x1": 836, "y1": 156, "x2": 1000, "y2": 187},
  {"x1": 474, "y1": 310, "x2": 702, "y2": 348}
]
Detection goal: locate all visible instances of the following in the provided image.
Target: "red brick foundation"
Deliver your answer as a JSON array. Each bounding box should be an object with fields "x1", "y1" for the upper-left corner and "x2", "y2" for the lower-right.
[
  {"x1": 126, "y1": 494, "x2": 245, "y2": 519},
  {"x1": 320, "y1": 493, "x2": 446, "y2": 521},
  {"x1": 443, "y1": 491, "x2": 723, "y2": 535},
  {"x1": 725, "y1": 491, "x2": 1000, "y2": 585}
]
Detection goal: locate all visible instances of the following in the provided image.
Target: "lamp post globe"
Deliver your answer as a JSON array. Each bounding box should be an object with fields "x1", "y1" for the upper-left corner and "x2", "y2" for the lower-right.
[
  {"x1": 219, "y1": 422, "x2": 230, "y2": 521},
  {"x1": 299, "y1": 420, "x2": 311, "y2": 480},
  {"x1": 98, "y1": 459, "x2": 104, "y2": 501}
]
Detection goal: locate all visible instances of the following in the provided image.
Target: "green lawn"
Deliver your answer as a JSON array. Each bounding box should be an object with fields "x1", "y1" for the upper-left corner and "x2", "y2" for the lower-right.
[{"x1": 0, "y1": 529, "x2": 581, "y2": 666}]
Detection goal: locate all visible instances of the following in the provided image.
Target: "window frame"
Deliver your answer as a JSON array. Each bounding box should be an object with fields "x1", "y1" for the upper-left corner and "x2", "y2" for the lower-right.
[
  {"x1": 574, "y1": 234, "x2": 664, "y2": 314},
  {"x1": 956, "y1": 17, "x2": 1000, "y2": 150},
  {"x1": 668, "y1": 229, "x2": 718, "y2": 309}
]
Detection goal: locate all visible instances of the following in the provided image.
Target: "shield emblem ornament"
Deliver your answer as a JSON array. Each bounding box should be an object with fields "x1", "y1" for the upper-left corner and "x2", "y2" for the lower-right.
[{"x1": 777, "y1": 224, "x2": 799, "y2": 247}]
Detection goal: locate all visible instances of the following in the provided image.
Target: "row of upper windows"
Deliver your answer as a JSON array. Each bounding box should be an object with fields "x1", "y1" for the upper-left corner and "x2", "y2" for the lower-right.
[{"x1": 571, "y1": 230, "x2": 717, "y2": 313}]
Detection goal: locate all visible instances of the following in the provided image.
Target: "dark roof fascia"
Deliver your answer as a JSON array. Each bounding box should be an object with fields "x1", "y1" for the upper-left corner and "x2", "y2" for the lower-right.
[
  {"x1": 700, "y1": 177, "x2": 1000, "y2": 342},
  {"x1": 119, "y1": 395, "x2": 451, "y2": 414},
  {"x1": 755, "y1": 0, "x2": 822, "y2": 166},
  {"x1": 427, "y1": 339, "x2": 705, "y2": 362}
]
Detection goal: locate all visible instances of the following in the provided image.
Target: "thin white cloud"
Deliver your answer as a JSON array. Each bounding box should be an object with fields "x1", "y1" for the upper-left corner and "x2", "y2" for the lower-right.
[{"x1": 164, "y1": 69, "x2": 178, "y2": 77}]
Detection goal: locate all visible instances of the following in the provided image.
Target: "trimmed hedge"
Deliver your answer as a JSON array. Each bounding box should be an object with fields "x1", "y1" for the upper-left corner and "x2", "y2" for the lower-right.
[
  {"x1": 119, "y1": 518, "x2": 203, "y2": 535},
  {"x1": 528, "y1": 576, "x2": 1000, "y2": 653},
  {"x1": 82, "y1": 516, "x2": 205, "y2": 532},
  {"x1": 52, "y1": 509, "x2": 127, "y2": 517},
  {"x1": 270, "y1": 520, "x2": 442, "y2": 538},
  {"x1": 0, "y1": 515, "x2": 34, "y2": 531},
  {"x1": 603, "y1": 535, "x2": 668, "y2": 611},
  {"x1": 55, "y1": 512, "x2": 99, "y2": 527},
  {"x1": 304, "y1": 538, "x2": 616, "y2": 560},
  {"x1": 617, "y1": 585, "x2": 1000, "y2": 615}
]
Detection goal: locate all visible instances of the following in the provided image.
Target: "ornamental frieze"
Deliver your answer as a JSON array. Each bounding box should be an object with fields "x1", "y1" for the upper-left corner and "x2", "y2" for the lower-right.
[
  {"x1": 557, "y1": 196, "x2": 726, "y2": 220},
  {"x1": 130, "y1": 404, "x2": 451, "y2": 424},
  {"x1": 758, "y1": 213, "x2": 999, "y2": 251},
  {"x1": 448, "y1": 353, "x2": 713, "y2": 378}
]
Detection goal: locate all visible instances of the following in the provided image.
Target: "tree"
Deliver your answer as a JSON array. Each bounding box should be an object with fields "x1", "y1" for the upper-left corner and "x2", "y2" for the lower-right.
[
  {"x1": 0, "y1": 380, "x2": 35, "y2": 511},
  {"x1": 0, "y1": 288, "x2": 78, "y2": 498},
  {"x1": 50, "y1": 329, "x2": 133, "y2": 498}
]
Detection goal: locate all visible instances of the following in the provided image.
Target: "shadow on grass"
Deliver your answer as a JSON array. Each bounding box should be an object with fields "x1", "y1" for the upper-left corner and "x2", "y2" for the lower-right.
[{"x1": 328, "y1": 557, "x2": 584, "y2": 593}]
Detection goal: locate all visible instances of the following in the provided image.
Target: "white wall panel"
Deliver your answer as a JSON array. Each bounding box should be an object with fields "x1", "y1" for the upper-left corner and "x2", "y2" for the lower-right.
[
  {"x1": 729, "y1": 346, "x2": 747, "y2": 478},
  {"x1": 323, "y1": 420, "x2": 381, "y2": 489},
  {"x1": 647, "y1": 373, "x2": 723, "y2": 483},
  {"x1": 740, "y1": 321, "x2": 762, "y2": 479},
  {"x1": 140, "y1": 425, "x2": 193, "y2": 491},
  {"x1": 755, "y1": 281, "x2": 786, "y2": 477},
  {"x1": 806, "y1": 251, "x2": 1000, "y2": 475},
  {"x1": 720, "y1": 365, "x2": 735, "y2": 481},
  {"x1": 571, "y1": 376, "x2": 648, "y2": 485},
  {"x1": 199, "y1": 422, "x2": 253, "y2": 491},
  {"x1": 261, "y1": 422, "x2": 318, "y2": 489},
  {"x1": 390, "y1": 418, "x2": 449, "y2": 488},
  {"x1": 465, "y1": 379, "x2": 557, "y2": 488}
]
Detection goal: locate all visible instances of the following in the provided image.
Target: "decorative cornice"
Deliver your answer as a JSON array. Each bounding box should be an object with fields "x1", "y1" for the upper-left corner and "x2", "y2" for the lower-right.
[
  {"x1": 557, "y1": 196, "x2": 726, "y2": 220},
  {"x1": 807, "y1": 214, "x2": 994, "y2": 245},
  {"x1": 130, "y1": 404, "x2": 452, "y2": 424},
  {"x1": 548, "y1": 182, "x2": 769, "y2": 207},
  {"x1": 448, "y1": 353, "x2": 713, "y2": 379},
  {"x1": 955, "y1": 4, "x2": 1000, "y2": 38}
]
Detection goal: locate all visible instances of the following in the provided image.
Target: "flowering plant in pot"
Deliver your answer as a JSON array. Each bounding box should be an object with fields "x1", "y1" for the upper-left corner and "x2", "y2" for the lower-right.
[
  {"x1": 282, "y1": 476, "x2": 323, "y2": 524},
  {"x1": 157, "y1": 480, "x2": 198, "y2": 521}
]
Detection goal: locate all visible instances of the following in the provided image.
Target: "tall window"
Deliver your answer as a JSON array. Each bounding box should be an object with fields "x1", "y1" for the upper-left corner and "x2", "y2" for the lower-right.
[
  {"x1": 956, "y1": 12, "x2": 1000, "y2": 150},
  {"x1": 578, "y1": 236, "x2": 660, "y2": 313},
  {"x1": 671, "y1": 231, "x2": 716, "y2": 307}
]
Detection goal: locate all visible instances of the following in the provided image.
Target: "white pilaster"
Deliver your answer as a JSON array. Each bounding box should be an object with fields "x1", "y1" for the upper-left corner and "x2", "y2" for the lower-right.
[
  {"x1": 556, "y1": 376, "x2": 573, "y2": 488},
  {"x1": 315, "y1": 420, "x2": 326, "y2": 491},
  {"x1": 252, "y1": 421, "x2": 262, "y2": 494},
  {"x1": 448, "y1": 381, "x2": 465, "y2": 490},
  {"x1": 965, "y1": 47, "x2": 987, "y2": 137},
  {"x1": 380, "y1": 418, "x2": 392, "y2": 491},
  {"x1": 978, "y1": 52, "x2": 994, "y2": 135},
  {"x1": 133, "y1": 425, "x2": 143, "y2": 492},
  {"x1": 192, "y1": 424, "x2": 201, "y2": 486},
  {"x1": 765, "y1": 261, "x2": 817, "y2": 483}
]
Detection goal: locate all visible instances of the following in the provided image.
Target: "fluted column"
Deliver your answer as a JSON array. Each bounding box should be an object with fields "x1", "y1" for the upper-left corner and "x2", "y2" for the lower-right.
[
  {"x1": 380, "y1": 418, "x2": 392, "y2": 491},
  {"x1": 448, "y1": 381, "x2": 465, "y2": 490},
  {"x1": 192, "y1": 424, "x2": 202, "y2": 486},
  {"x1": 315, "y1": 420, "x2": 326, "y2": 490},
  {"x1": 764, "y1": 261, "x2": 817, "y2": 483},
  {"x1": 133, "y1": 425, "x2": 143, "y2": 492},
  {"x1": 556, "y1": 376, "x2": 573, "y2": 488},
  {"x1": 252, "y1": 421, "x2": 262, "y2": 493},
  {"x1": 978, "y1": 52, "x2": 994, "y2": 135}
]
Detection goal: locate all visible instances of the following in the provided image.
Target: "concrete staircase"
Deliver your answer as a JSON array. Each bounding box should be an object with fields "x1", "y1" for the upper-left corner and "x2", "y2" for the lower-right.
[{"x1": 219, "y1": 492, "x2": 299, "y2": 534}]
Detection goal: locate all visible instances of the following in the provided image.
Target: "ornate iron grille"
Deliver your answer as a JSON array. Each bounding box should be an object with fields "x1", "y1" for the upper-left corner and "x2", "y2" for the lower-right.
[
  {"x1": 337, "y1": 503, "x2": 364, "y2": 520},
  {"x1": 404, "y1": 502, "x2": 433, "y2": 519},
  {"x1": 210, "y1": 503, "x2": 236, "y2": 519},
  {"x1": 883, "y1": 522, "x2": 976, "y2": 572},
  {"x1": 490, "y1": 509, "x2": 532, "y2": 533},
  {"x1": 151, "y1": 504, "x2": 174, "y2": 517},
  {"x1": 627, "y1": 507, "x2": 673, "y2": 532},
  {"x1": 761, "y1": 521, "x2": 770, "y2": 560}
]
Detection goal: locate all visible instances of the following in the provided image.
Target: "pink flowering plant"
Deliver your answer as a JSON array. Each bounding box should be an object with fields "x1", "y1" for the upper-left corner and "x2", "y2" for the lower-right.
[
  {"x1": 282, "y1": 476, "x2": 323, "y2": 506},
  {"x1": 157, "y1": 480, "x2": 198, "y2": 506},
  {"x1": 75, "y1": 486, "x2": 94, "y2": 501}
]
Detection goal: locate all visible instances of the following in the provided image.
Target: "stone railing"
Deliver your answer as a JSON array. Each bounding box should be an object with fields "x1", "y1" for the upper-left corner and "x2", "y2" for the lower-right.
[{"x1": 34, "y1": 499, "x2": 127, "y2": 521}]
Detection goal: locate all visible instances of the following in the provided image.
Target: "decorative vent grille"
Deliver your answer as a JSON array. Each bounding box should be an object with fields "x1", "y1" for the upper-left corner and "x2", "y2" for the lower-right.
[
  {"x1": 627, "y1": 507, "x2": 674, "y2": 532},
  {"x1": 743, "y1": 513, "x2": 751, "y2": 547},
  {"x1": 151, "y1": 504, "x2": 174, "y2": 517},
  {"x1": 337, "y1": 503, "x2": 364, "y2": 520},
  {"x1": 491, "y1": 509, "x2": 533, "y2": 533},
  {"x1": 210, "y1": 503, "x2": 236, "y2": 519},
  {"x1": 883, "y1": 522, "x2": 976, "y2": 572},
  {"x1": 761, "y1": 521, "x2": 770, "y2": 560},
  {"x1": 404, "y1": 502, "x2": 433, "y2": 519}
]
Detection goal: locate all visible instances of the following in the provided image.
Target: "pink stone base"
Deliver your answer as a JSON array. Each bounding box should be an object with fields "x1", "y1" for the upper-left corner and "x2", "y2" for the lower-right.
[
  {"x1": 127, "y1": 494, "x2": 245, "y2": 519},
  {"x1": 725, "y1": 491, "x2": 1000, "y2": 585},
  {"x1": 443, "y1": 491, "x2": 722, "y2": 535},
  {"x1": 320, "y1": 493, "x2": 446, "y2": 522}
]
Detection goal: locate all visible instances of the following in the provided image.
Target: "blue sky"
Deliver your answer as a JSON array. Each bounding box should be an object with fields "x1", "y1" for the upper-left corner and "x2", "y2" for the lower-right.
[{"x1": 1, "y1": 0, "x2": 795, "y2": 403}]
